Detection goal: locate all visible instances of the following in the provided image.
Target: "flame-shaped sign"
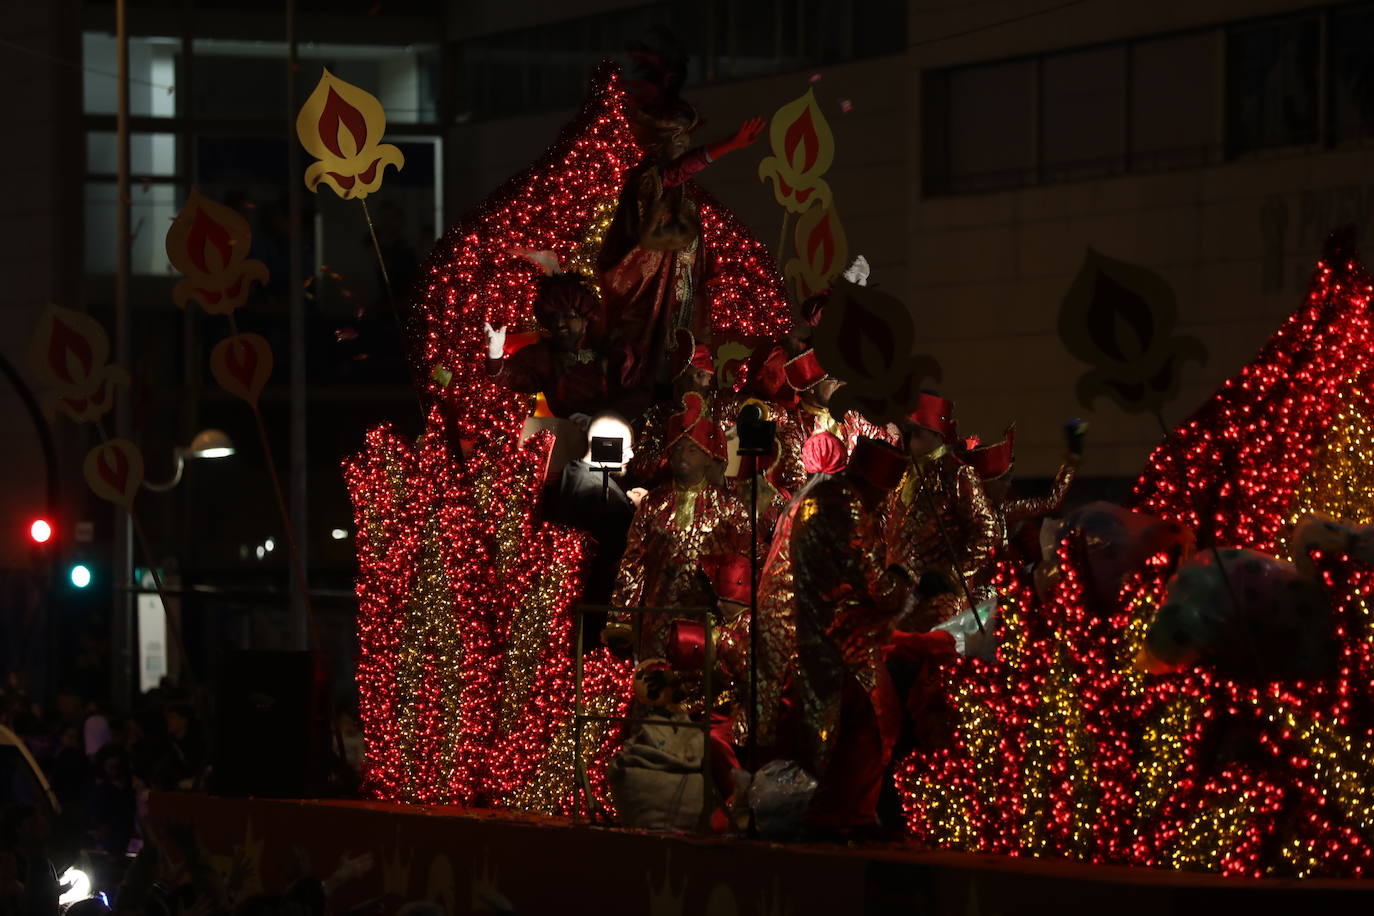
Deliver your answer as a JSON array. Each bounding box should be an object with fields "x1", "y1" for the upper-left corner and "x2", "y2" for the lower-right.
[
  {"x1": 757, "y1": 88, "x2": 835, "y2": 214},
  {"x1": 714, "y1": 340, "x2": 753, "y2": 391},
  {"x1": 296, "y1": 68, "x2": 405, "y2": 200},
  {"x1": 814, "y1": 282, "x2": 942, "y2": 427},
  {"x1": 83, "y1": 439, "x2": 144, "y2": 509},
  {"x1": 29, "y1": 304, "x2": 129, "y2": 423},
  {"x1": 210, "y1": 333, "x2": 274, "y2": 406},
  {"x1": 784, "y1": 202, "x2": 849, "y2": 300},
  {"x1": 1058, "y1": 248, "x2": 1207, "y2": 415},
  {"x1": 166, "y1": 189, "x2": 270, "y2": 315}
]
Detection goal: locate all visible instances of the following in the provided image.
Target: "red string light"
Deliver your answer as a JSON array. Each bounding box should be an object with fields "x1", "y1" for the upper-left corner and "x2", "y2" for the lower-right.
[
  {"x1": 896, "y1": 233, "x2": 1374, "y2": 877},
  {"x1": 345, "y1": 62, "x2": 789, "y2": 812}
]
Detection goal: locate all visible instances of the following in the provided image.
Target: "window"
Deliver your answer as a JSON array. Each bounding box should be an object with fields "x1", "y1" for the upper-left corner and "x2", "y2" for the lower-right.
[
  {"x1": 1331, "y1": 3, "x2": 1374, "y2": 142},
  {"x1": 1130, "y1": 32, "x2": 1218, "y2": 170},
  {"x1": 924, "y1": 60, "x2": 1035, "y2": 194},
  {"x1": 453, "y1": 0, "x2": 906, "y2": 121},
  {"x1": 83, "y1": 182, "x2": 179, "y2": 276},
  {"x1": 1226, "y1": 15, "x2": 1320, "y2": 155},
  {"x1": 922, "y1": 5, "x2": 1356, "y2": 196},
  {"x1": 86, "y1": 132, "x2": 177, "y2": 177},
  {"x1": 1040, "y1": 46, "x2": 1126, "y2": 182},
  {"x1": 192, "y1": 39, "x2": 439, "y2": 123},
  {"x1": 83, "y1": 32, "x2": 178, "y2": 117}
]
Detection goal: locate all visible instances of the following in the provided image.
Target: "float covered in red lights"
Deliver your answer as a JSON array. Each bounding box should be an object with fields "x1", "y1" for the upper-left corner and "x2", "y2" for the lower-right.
[{"x1": 345, "y1": 54, "x2": 1374, "y2": 878}]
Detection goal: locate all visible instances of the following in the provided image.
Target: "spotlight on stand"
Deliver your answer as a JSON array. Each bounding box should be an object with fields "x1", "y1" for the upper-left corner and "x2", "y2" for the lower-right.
[
  {"x1": 734, "y1": 402, "x2": 777, "y2": 788},
  {"x1": 144, "y1": 428, "x2": 236, "y2": 492},
  {"x1": 586, "y1": 415, "x2": 632, "y2": 505},
  {"x1": 736, "y1": 403, "x2": 776, "y2": 456}
]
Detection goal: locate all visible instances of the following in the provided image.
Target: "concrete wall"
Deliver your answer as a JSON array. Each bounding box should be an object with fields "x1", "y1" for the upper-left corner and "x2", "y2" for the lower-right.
[{"x1": 906, "y1": 0, "x2": 1374, "y2": 477}]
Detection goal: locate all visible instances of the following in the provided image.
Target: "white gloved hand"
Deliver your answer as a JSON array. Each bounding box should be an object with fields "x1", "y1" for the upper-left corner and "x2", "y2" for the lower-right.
[
  {"x1": 483, "y1": 322, "x2": 507, "y2": 360},
  {"x1": 842, "y1": 254, "x2": 870, "y2": 287}
]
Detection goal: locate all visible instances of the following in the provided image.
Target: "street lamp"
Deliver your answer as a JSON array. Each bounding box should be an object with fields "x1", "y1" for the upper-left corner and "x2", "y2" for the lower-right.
[{"x1": 143, "y1": 428, "x2": 236, "y2": 492}]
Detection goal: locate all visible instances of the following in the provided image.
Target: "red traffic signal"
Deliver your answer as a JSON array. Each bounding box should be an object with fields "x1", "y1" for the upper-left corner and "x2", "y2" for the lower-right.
[{"x1": 29, "y1": 519, "x2": 53, "y2": 544}]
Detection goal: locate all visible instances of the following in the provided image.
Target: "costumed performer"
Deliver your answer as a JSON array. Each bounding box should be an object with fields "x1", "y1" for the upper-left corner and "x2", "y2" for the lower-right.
[
  {"x1": 788, "y1": 437, "x2": 935, "y2": 830},
  {"x1": 881, "y1": 393, "x2": 999, "y2": 630},
  {"x1": 605, "y1": 392, "x2": 750, "y2": 660},
  {"x1": 483, "y1": 254, "x2": 624, "y2": 419},
  {"x1": 597, "y1": 42, "x2": 765, "y2": 401},
  {"x1": 627, "y1": 331, "x2": 741, "y2": 488},
  {"x1": 773, "y1": 346, "x2": 896, "y2": 494}
]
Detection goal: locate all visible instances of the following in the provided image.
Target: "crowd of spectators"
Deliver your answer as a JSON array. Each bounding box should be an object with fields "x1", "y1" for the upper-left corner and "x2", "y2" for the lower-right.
[{"x1": 0, "y1": 671, "x2": 373, "y2": 916}]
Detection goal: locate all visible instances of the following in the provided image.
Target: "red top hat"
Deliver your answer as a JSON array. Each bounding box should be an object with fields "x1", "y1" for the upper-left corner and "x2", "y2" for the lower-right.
[
  {"x1": 847, "y1": 437, "x2": 909, "y2": 492},
  {"x1": 784, "y1": 349, "x2": 827, "y2": 391},
  {"x1": 667, "y1": 392, "x2": 726, "y2": 459},
  {"x1": 963, "y1": 424, "x2": 1015, "y2": 481},
  {"x1": 906, "y1": 392, "x2": 957, "y2": 441},
  {"x1": 802, "y1": 431, "x2": 847, "y2": 475},
  {"x1": 701, "y1": 553, "x2": 751, "y2": 605}
]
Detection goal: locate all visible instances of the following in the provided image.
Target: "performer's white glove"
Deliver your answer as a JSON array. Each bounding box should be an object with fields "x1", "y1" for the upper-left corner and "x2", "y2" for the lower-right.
[
  {"x1": 483, "y1": 322, "x2": 507, "y2": 360},
  {"x1": 842, "y1": 254, "x2": 870, "y2": 287},
  {"x1": 933, "y1": 601, "x2": 998, "y2": 659}
]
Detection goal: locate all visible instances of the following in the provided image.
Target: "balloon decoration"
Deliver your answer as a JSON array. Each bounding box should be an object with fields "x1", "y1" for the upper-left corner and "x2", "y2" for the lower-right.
[
  {"x1": 296, "y1": 68, "x2": 405, "y2": 200},
  {"x1": 165, "y1": 189, "x2": 270, "y2": 315},
  {"x1": 82, "y1": 438, "x2": 145, "y2": 510},
  {"x1": 812, "y1": 282, "x2": 942, "y2": 428},
  {"x1": 784, "y1": 202, "x2": 848, "y2": 301},
  {"x1": 759, "y1": 84, "x2": 852, "y2": 304},
  {"x1": 28, "y1": 303, "x2": 128, "y2": 424},
  {"x1": 210, "y1": 333, "x2": 274, "y2": 408},
  {"x1": 1058, "y1": 248, "x2": 1207, "y2": 417},
  {"x1": 757, "y1": 87, "x2": 835, "y2": 215}
]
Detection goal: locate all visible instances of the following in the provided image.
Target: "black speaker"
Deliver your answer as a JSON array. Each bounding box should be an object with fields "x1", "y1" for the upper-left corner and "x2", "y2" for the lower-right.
[{"x1": 213, "y1": 650, "x2": 328, "y2": 797}]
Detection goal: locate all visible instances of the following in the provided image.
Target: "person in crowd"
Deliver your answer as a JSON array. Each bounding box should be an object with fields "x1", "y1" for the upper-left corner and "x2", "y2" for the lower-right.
[
  {"x1": 1, "y1": 804, "x2": 57, "y2": 916},
  {"x1": 84, "y1": 747, "x2": 135, "y2": 861}
]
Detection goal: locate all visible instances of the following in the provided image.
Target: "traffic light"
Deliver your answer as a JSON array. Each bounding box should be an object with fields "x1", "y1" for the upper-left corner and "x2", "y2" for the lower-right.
[
  {"x1": 29, "y1": 518, "x2": 53, "y2": 544},
  {"x1": 69, "y1": 564, "x2": 92, "y2": 589}
]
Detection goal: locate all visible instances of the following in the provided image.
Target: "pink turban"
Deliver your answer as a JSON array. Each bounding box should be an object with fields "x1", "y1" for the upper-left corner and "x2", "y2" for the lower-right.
[{"x1": 802, "y1": 432, "x2": 847, "y2": 475}]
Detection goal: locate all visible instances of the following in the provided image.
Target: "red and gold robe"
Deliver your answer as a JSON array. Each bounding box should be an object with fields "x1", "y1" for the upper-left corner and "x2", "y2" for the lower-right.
[
  {"x1": 881, "y1": 447, "x2": 1000, "y2": 630},
  {"x1": 598, "y1": 148, "x2": 714, "y2": 397},
  {"x1": 773, "y1": 404, "x2": 896, "y2": 495},
  {"x1": 790, "y1": 476, "x2": 909, "y2": 777},
  {"x1": 609, "y1": 479, "x2": 750, "y2": 659}
]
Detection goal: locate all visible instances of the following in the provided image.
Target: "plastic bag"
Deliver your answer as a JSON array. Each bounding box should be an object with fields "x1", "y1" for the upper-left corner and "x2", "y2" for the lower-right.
[{"x1": 747, "y1": 759, "x2": 817, "y2": 839}]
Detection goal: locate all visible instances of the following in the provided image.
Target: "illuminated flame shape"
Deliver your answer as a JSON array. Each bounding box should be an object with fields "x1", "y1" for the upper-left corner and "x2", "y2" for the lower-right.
[
  {"x1": 83, "y1": 438, "x2": 144, "y2": 509},
  {"x1": 1058, "y1": 248, "x2": 1207, "y2": 415},
  {"x1": 29, "y1": 304, "x2": 129, "y2": 424},
  {"x1": 813, "y1": 282, "x2": 942, "y2": 427},
  {"x1": 783, "y1": 202, "x2": 849, "y2": 299},
  {"x1": 757, "y1": 87, "x2": 835, "y2": 214},
  {"x1": 166, "y1": 189, "x2": 270, "y2": 315},
  {"x1": 210, "y1": 333, "x2": 274, "y2": 406},
  {"x1": 296, "y1": 68, "x2": 405, "y2": 200}
]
